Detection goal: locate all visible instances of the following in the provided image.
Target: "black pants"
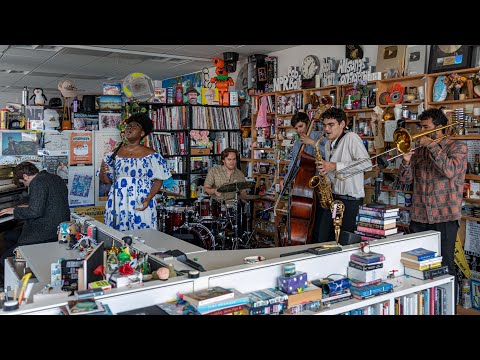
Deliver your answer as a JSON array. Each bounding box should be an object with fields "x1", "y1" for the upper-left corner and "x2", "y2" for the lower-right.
[
  {"x1": 409, "y1": 220, "x2": 458, "y2": 277},
  {"x1": 314, "y1": 195, "x2": 363, "y2": 243},
  {"x1": 409, "y1": 220, "x2": 459, "y2": 308},
  {"x1": 0, "y1": 226, "x2": 22, "y2": 284}
]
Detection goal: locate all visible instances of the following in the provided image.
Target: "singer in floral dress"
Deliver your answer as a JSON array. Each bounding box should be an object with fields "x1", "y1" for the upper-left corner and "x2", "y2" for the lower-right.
[{"x1": 98, "y1": 113, "x2": 172, "y2": 231}]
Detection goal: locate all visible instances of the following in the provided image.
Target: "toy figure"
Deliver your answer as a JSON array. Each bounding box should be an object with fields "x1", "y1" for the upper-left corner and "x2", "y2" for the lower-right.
[
  {"x1": 210, "y1": 57, "x2": 234, "y2": 106},
  {"x1": 57, "y1": 221, "x2": 76, "y2": 243},
  {"x1": 29, "y1": 88, "x2": 47, "y2": 106}
]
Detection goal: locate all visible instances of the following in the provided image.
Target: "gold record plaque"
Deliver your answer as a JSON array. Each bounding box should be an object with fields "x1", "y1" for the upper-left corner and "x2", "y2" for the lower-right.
[{"x1": 428, "y1": 45, "x2": 473, "y2": 73}]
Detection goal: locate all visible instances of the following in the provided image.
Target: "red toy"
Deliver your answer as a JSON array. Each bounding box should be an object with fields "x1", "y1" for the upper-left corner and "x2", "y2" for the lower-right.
[{"x1": 210, "y1": 57, "x2": 234, "y2": 106}]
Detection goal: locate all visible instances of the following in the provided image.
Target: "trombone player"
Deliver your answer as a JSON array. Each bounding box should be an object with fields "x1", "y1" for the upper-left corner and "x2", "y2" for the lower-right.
[
  {"x1": 316, "y1": 108, "x2": 372, "y2": 242},
  {"x1": 398, "y1": 108, "x2": 467, "y2": 280}
]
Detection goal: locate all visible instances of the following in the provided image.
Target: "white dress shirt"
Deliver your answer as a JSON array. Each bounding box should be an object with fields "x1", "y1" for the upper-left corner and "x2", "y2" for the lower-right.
[{"x1": 325, "y1": 131, "x2": 372, "y2": 199}]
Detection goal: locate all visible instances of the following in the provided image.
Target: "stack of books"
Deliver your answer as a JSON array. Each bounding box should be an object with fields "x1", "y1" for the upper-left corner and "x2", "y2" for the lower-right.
[
  {"x1": 348, "y1": 251, "x2": 386, "y2": 283},
  {"x1": 400, "y1": 248, "x2": 448, "y2": 280},
  {"x1": 355, "y1": 204, "x2": 400, "y2": 241},
  {"x1": 347, "y1": 251, "x2": 393, "y2": 299},
  {"x1": 245, "y1": 287, "x2": 289, "y2": 315},
  {"x1": 180, "y1": 286, "x2": 250, "y2": 315}
]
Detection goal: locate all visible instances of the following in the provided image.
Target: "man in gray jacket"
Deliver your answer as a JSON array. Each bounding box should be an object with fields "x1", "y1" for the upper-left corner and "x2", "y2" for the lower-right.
[{"x1": 0, "y1": 162, "x2": 70, "y2": 285}]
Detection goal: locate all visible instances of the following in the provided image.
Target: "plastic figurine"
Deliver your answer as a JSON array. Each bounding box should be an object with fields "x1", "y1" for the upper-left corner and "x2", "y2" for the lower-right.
[
  {"x1": 29, "y1": 88, "x2": 47, "y2": 105},
  {"x1": 210, "y1": 57, "x2": 234, "y2": 106},
  {"x1": 57, "y1": 221, "x2": 76, "y2": 243}
]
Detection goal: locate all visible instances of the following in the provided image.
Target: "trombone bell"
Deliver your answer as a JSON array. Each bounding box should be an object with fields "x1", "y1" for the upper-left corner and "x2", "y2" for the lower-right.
[{"x1": 392, "y1": 121, "x2": 459, "y2": 154}]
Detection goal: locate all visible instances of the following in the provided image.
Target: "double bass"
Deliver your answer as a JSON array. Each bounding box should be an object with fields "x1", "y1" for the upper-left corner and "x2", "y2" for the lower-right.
[
  {"x1": 275, "y1": 118, "x2": 318, "y2": 246},
  {"x1": 288, "y1": 118, "x2": 318, "y2": 245}
]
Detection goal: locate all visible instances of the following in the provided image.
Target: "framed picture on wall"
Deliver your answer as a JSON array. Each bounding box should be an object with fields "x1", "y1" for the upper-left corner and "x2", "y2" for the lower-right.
[
  {"x1": 428, "y1": 45, "x2": 473, "y2": 73},
  {"x1": 99, "y1": 112, "x2": 122, "y2": 131}
]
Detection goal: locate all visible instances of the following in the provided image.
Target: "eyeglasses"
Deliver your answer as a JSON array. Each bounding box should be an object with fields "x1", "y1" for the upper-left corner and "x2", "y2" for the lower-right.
[{"x1": 125, "y1": 123, "x2": 142, "y2": 130}]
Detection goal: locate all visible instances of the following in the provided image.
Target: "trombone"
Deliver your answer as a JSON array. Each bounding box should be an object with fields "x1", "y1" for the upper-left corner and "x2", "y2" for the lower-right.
[{"x1": 335, "y1": 121, "x2": 460, "y2": 181}]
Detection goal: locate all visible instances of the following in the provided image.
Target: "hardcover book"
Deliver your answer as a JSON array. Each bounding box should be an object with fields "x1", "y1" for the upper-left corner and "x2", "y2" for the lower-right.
[
  {"x1": 400, "y1": 259, "x2": 443, "y2": 271},
  {"x1": 350, "y1": 251, "x2": 386, "y2": 264},
  {"x1": 286, "y1": 285, "x2": 323, "y2": 308},
  {"x1": 182, "y1": 286, "x2": 234, "y2": 308},
  {"x1": 359, "y1": 204, "x2": 400, "y2": 213},
  {"x1": 350, "y1": 281, "x2": 394, "y2": 298},
  {"x1": 356, "y1": 225, "x2": 398, "y2": 236},
  {"x1": 401, "y1": 248, "x2": 437, "y2": 261},
  {"x1": 66, "y1": 299, "x2": 104, "y2": 315},
  {"x1": 196, "y1": 289, "x2": 250, "y2": 314},
  {"x1": 404, "y1": 265, "x2": 449, "y2": 280},
  {"x1": 349, "y1": 260, "x2": 384, "y2": 271}
]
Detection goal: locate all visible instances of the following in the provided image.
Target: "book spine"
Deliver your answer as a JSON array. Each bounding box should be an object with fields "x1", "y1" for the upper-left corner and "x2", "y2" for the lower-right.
[
  {"x1": 356, "y1": 226, "x2": 390, "y2": 236},
  {"x1": 247, "y1": 302, "x2": 286, "y2": 315},
  {"x1": 196, "y1": 297, "x2": 250, "y2": 313},
  {"x1": 350, "y1": 254, "x2": 385, "y2": 264},
  {"x1": 354, "y1": 231, "x2": 386, "y2": 239},
  {"x1": 356, "y1": 215, "x2": 396, "y2": 225},
  {"x1": 204, "y1": 305, "x2": 245, "y2": 315},
  {"x1": 348, "y1": 261, "x2": 383, "y2": 271},
  {"x1": 356, "y1": 221, "x2": 395, "y2": 230}
]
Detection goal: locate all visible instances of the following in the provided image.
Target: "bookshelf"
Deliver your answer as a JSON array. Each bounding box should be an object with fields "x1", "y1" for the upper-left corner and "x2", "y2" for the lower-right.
[{"x1": 144, "y1": 103, "x2": 241, "y2": 203}]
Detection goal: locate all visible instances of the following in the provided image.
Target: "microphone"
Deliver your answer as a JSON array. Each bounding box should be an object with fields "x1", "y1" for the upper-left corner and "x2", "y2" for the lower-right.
[{"x1": 109, "y1": 140, "x2": 124, "y2": 165}]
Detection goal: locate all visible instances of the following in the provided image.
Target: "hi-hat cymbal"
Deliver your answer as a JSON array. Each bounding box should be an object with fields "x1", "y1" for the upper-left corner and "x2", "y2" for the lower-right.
[{"x1": 217, "y1": 181, "x2": 255, "y2": 193}]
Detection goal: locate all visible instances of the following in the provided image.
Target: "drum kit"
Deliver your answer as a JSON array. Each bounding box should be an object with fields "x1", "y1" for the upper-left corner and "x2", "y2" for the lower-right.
[{"x1": 157, "y1": 181, "x2": 256, "y2": 250}]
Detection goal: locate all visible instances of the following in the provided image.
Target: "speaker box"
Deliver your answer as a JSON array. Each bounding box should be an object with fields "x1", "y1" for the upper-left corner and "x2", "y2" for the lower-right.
[{"x1": 339, "y1": 231, "x2": 362, "y2": 246}]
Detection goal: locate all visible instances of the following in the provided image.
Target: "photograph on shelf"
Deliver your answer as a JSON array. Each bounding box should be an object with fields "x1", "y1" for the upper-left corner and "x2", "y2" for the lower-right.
[
  {"x1": 154, "y1": 87, "x2": 167, "y2": 103},
  {"x1": 99, "y1": 112, "x2": 122, "y2": 131},
  {"x1": 201, "y1": 87, "x2": 219, "y2": 105},
  {"x1": 73, "y1": 113, "x2": 99, "y2": 131},
  {"x1": 97, "y1": 95, "x2": 122, "y2": 111}
]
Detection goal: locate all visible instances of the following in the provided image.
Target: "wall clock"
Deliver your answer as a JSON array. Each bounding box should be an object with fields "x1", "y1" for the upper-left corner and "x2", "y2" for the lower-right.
[
  {"x1": 428, "y1": 45, "x2": 473, "y2": 73},
  {"x1": 301, "y1": 55, "x2": 320, "y2": 80}
]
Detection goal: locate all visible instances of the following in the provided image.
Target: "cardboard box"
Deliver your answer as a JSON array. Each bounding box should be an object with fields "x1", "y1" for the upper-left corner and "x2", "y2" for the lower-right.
[
  {"x1": 191, "y1": 147, "x2": 211, "y2": 155},
  {"x1": 107, "y1": 270, "x2": 141, "y2": 288},
  {"x1": 278, "y1": 271, "x2": 308, "y2": 295}
]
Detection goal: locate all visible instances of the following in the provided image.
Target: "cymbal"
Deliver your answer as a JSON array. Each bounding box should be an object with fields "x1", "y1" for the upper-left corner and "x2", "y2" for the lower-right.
[
  {"x1": 239, "y1": 194, "x2": 259, "y2": 200},
  {"x1": 217, "y1": 181, "x2": 255, "y2": 193}
]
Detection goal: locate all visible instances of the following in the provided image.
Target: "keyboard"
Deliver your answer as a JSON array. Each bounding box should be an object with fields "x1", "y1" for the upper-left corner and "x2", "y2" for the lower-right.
[{"x1": 0, "y1": 214, "x2": 14, "y2": 223}]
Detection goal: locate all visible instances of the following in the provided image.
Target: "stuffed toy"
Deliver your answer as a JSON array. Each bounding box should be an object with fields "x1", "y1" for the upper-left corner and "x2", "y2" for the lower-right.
[
  {"x1": 210, "y1": 57, "x2": 234, "y2": 106},
  {"x1": 29, "y1": 88, "x2": 47, "y2": 105}
]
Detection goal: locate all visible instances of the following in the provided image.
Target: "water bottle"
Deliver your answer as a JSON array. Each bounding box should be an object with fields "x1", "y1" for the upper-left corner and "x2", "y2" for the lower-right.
[{"x1": 22, "y1": 86, "x2": 29, "y2": 106}]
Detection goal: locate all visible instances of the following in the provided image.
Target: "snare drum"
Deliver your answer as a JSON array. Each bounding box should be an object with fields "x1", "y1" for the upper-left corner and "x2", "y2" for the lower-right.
[{"x1": 165, "y1": 206, "x2": 186, "y2": 234}]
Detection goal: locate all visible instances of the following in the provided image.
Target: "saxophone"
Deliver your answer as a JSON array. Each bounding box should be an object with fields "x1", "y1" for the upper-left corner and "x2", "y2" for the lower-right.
[
  {"x1": 308, "y1": 137, "x2": 345, "y2": 244},
  {"x1": 308, "y1": 137, "x2": 333, "y2": 209}
]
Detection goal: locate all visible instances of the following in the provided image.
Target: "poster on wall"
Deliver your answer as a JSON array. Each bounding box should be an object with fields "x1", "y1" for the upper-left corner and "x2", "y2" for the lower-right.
[
  {"x1": 0, "y1": 131, "x2": 39, "y2": 156},
  {"x1": 44, "y1": 155, "x2": 69, "y2": 183},
  {"x1": 69, "y1": 131, "x2": 93, "y2": 165},
  {"x1": 43, "y1": 130, "x2": 69, "y2": 156},
  {"x1": 68, "y1": 165, "x2": 95, "y2": 207},
  {"x1": 161, "y1": 71, "x2": 203, "y2": 92},
  {"x1": 94, "y1": 130, "x2": 121, "y2": 205}
]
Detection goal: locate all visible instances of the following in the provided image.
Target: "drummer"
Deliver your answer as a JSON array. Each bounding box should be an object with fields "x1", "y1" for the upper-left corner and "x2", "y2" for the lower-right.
[{"x1": 204, "y1": 148, "x2": 248, "y2": 206}]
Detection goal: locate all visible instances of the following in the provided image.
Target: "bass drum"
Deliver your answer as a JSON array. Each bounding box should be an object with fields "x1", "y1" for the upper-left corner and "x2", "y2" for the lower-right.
[{"x1": 185, "y1": 222, "x2": 216, "y2": 250}]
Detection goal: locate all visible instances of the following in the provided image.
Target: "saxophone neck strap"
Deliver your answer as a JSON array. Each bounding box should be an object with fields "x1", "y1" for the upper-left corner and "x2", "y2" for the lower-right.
[{"x1": 329, "y1": 131, "x2": 346, "y2": 156}]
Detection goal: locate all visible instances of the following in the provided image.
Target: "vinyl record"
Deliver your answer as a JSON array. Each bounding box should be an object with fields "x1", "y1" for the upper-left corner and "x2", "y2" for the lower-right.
[
  {"x1": 379, "y1": 91, "x2": 389, "y2": 105},
  {"x1": 389, "y1": 91, "x2": 402, "y2": 103},
  {"x1": 438, "y1": 45, "x2": 462, "y2": 54},
  {"x1": 235, "y1": 63, "x2": 248, "y2": 95}
]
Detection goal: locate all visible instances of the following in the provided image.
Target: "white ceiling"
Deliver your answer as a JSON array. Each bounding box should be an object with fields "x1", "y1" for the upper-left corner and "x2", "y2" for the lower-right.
[{"x1": 0, "y1": 45, "x2": 297, "y2": 106}]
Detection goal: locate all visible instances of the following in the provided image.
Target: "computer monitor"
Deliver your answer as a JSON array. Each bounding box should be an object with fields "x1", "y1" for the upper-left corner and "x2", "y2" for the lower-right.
[{"x1": 82, "y1": 241, "x2": 105, "y2": 289}]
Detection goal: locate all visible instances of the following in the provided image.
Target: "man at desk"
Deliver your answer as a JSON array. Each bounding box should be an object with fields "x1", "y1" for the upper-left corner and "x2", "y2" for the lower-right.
[{"x1": 0, "y1": 161, "x2": 70, "y2": 286}]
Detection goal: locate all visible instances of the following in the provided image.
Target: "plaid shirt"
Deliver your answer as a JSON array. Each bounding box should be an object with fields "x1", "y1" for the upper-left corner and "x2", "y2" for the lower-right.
[{"x1": 398, "y1": 138, "x2": 467, "y2": 224}]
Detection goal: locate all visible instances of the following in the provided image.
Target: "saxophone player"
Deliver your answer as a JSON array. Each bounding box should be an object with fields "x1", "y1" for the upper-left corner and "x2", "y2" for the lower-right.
[{"x1": 315, "y1": 107, "x2": 372, "y2": 242}]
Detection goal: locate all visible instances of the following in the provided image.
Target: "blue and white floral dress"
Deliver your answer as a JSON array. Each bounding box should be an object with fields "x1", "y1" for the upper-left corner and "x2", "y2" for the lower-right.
[{"x1": 100, "y1": 152, "x2": 172, "y2": 231}]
